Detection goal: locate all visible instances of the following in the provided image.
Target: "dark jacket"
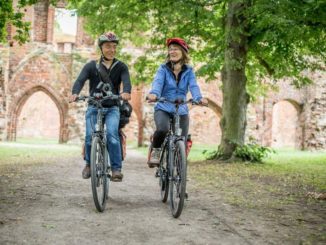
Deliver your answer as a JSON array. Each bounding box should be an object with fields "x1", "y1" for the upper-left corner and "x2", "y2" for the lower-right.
[{"x1": 72, "y1": 58, "x2": 132, "y2": 107}]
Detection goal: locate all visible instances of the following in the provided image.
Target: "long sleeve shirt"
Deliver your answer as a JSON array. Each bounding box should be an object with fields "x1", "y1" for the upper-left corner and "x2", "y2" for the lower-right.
[{"x1": 72, "y1": 58, "x2": 132, "y2": 107}]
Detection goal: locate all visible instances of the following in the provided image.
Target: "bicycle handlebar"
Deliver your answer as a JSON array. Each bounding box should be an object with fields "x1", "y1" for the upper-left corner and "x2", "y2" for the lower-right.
[
  {"x1": 75, "y1": 93, "x2": 121, "y2": 104},
  {"x1": 146, "y1": 96, "x2": 202, "y2": 106}
]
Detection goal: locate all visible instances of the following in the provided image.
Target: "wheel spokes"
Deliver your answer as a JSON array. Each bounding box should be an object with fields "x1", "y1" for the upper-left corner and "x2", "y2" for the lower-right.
[{"x1": 91, "y1": 140, "x2": 108, "y2": 212}]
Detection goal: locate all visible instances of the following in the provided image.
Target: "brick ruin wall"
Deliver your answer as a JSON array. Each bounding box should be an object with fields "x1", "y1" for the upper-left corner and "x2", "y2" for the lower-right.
[{"x1": 0, "y1": 0, "x2": 325, "y2": 150}]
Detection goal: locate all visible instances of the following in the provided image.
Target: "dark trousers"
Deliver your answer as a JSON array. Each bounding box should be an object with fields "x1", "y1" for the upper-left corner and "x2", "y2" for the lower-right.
[{"x1": 152, "y1": 110, "x2": 189, "y2": 148}]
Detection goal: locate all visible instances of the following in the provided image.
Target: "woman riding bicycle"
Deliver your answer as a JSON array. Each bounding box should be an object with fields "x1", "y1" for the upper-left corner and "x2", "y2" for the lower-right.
[
  {"x1": 147, "y1": 37, "x2": 208, "y2": 167},
  {"x1": 69, "y1": 32, "x2": 131, "y2": 181}
]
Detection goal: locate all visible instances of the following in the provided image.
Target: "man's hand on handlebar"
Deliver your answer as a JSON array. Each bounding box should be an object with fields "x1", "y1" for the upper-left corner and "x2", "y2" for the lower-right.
[
  {"x1": 69, "y1": 94, "x2": 78, "y2": 103},
  {"x1": 121, "y1": 93, "x2": 131, "y2": 101}
]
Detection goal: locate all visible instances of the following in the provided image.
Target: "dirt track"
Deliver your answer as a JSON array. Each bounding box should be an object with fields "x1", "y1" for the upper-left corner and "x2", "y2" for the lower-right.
[{"x1": 0, "y1": 149, "x2": 324, "y2": 244}]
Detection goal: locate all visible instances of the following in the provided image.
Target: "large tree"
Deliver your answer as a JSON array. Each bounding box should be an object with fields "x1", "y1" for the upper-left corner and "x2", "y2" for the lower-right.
[{"x1": 70, "y1": 0, "x2": 325, "y2": 160}]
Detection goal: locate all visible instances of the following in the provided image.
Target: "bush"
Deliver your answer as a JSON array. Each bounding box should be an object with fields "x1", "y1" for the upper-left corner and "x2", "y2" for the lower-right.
[
  {"x1": 234, "y1": 143, "x2": 274, "y2": 163},
  {"x1": 202, "y1": 142, "x2": 274, "y2": 163}
]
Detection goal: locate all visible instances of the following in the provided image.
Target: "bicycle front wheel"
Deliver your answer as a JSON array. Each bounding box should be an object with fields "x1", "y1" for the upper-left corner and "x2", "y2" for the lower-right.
[
  {"x1": 90, "y1": 136, "x2": 108, "y2": 212},
  {"x1": 169, "y1": 140, "x2": 187, "y2": 218}
]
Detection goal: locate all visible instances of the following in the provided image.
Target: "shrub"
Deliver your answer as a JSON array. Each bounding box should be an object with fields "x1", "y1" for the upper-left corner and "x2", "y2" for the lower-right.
[
  {"x1": 202, "y1": 141, "x2": 274, "y2": 163},
  {"x1": 234, "y1": 143, "x2": 274, "y2": 163}
]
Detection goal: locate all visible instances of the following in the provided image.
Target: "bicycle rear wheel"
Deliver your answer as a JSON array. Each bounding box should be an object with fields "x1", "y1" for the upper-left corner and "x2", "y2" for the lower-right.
[
  {"x1": 90, "y1": 136, "x2": 108, "y2": 212},
  {"x1": 159, "y1": 144, "x2": 169, "y2": 203},
  {"x1": 169, "y1": 140, "x2": 187, "y2": 218}
]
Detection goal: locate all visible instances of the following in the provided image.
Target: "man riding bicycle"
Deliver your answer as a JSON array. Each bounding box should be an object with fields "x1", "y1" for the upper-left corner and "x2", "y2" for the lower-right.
[
  {"x1": 69, "y1": 32, "x2": 132, "y2": 181},
  {"x1": 147, "y1": 37, "x2": 208, "y2": 167}
]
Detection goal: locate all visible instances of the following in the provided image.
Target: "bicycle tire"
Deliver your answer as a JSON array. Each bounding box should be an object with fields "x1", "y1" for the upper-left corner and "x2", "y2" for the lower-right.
[
  {"x1": 159, "y1": 144, "x2": 169, "y2": 203},
  {"x1": 169, "y1": 140, "x2": 187, "y2": 218},
  {"x1": 90, "y1": 136, "x2": 108, "y2": 212}
]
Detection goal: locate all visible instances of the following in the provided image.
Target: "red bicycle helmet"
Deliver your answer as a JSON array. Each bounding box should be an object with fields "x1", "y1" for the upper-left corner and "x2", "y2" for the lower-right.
[
  {"x1": 166, "y1": 38, "x2": 189, "y2": 53},
  {"x1": 98, "y1": 32, "x2": 119, "y2": 47}
]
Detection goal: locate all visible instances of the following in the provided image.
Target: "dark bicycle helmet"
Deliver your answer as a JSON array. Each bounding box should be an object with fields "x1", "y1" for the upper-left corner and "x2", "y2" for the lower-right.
[
  {"x1": 166, "y1": 37, "x2": 189, "y2": 53},
  {"x1": 98, "y1": 32, "x2": 119, "y2": 47}
]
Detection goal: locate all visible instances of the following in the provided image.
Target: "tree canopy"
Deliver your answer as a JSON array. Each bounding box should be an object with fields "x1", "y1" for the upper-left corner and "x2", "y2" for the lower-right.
[
  {"x1": 2, "y1": 0, "x2": 325, "y2": 159},
  {"x1": 70, "y1": 0, "x2": 325, "y2": 89},
  {"x1": 69, "y1": 0, "x2": 325, "y2": 159}
]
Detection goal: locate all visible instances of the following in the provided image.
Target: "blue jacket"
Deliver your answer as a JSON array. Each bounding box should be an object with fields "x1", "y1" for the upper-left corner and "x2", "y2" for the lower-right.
[{"x1": 150, "y1": 63, "x2": 202, "y2": 115}]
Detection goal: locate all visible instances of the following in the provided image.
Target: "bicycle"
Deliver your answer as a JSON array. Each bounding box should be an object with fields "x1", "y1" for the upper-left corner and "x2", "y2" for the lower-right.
[
  {"x1": 148, "y1": 97, "x2": 200, "y2": 218},
  {"x1": 76, "y1": 92, "x2": 121, "y2": 212}
]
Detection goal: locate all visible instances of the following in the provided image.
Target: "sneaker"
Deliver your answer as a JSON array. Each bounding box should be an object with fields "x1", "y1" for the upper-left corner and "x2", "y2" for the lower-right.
[
  {"x1": 111, "y1": 171, "x2": 123, "y2": 182},
  {"x1": 82, "y1": 165, "x2": 90, "y2": 179},
  {"x1": 147, "y1": 148, "x2": 161, "y2": 168}
]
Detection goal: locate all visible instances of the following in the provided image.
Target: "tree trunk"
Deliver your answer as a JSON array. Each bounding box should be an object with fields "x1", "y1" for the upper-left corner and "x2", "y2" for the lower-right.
[{"x1": 219, "y1": 0, "x2": 249, "y2": 160}]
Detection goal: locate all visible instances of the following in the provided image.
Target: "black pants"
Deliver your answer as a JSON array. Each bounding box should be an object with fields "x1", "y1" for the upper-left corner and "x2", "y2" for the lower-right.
[{"x1": 152, "y1": 110, "x2": 189, "y2": 148}]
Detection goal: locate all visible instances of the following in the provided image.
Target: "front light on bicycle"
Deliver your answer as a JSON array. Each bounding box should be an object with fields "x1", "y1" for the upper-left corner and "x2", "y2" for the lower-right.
[{"x1": 95, "y1": 123, "x2": 99, "y2": 131}]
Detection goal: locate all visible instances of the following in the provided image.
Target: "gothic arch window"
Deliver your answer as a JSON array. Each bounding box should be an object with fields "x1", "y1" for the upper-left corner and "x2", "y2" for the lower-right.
[
  {"x1": 8, "y1": 86, "x2": 68, "y2": 143},
  {"x1": 272, "y1": 100, "x2": 302, "y2": 149},
  {"x1": 17, "y1": 91, "x2": 60, "y2": 141}
]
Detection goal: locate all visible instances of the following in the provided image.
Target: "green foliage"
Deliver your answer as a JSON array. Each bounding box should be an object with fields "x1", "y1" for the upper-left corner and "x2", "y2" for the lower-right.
[
  {"x1": 0, "y1": 0, "x2": 30, "y2": 43},
  {"x1": 132, "y1": 53, "x2": 165, "y2": 84},
  {"x1": 203, "y1": 146, "x2": 223, "y2": 160},
  {"x1": 203, "y1": 140, "x2": 275, "y2": 162},
  {"x1": 1, "y1": 0, "x2": 324, "y2": 159},
  {"x1": 234, "y1": 142, "x2": 275, "y2": 163},
  {"x1": 0, "y1": 0, "x2": 59, "y2": 44},
  {"x1": 69, "y1": 0, "x2": 325, "y2": 92}
]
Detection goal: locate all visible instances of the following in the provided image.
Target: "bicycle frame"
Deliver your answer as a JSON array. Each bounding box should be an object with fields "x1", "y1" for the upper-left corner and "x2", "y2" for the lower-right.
[
  {"x1": 75, "y1": 93, "x2": 121, "y2": 212},
  {"x1": 93, "y1": 107, "x2": 109, "y2": 168},
  {"x1": 160, "y1": 98, "x2": 195, "y2": 159},
  {"x1": 153, "y1": 98, "x2": 199, "y2": 218}
]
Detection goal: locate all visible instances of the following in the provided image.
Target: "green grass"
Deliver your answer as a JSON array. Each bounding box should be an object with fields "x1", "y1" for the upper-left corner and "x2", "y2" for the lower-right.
[
  {"x1": 188, "y1": 147, "x2": 326, "y2": 209},
  {"x1": 263, "y1": 149, "x2": 326, "y2": 190},
  {"x1": 188, "y1": 143, "x2": 218, "y2": 161},
  {"x1": 134, "y1": 143, "x2": 326, "y2": 208},
  {"x1": 16, "y1": 137, "x2": 60, "y2": 145},
  {"x1": 0, "y1": 140, "x2": 80, "y2": 166}
]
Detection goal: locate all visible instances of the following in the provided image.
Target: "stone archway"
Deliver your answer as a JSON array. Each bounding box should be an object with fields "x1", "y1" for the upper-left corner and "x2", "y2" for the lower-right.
[
  {"x1": 271, "y1": 99, "x2": 303, "y2": 149},
  {"x1": 189, "y1": 99, "x2": 222, "y2": 145},
  {"x1": 5, "y1": 47, "x2": 71, "y2": 143},
  {"x1": 17, "y1": 91, "x2": 60, "y2": 140},
  {"x1": 7, "y1": 85, "x2": 68, "y2": 143}
]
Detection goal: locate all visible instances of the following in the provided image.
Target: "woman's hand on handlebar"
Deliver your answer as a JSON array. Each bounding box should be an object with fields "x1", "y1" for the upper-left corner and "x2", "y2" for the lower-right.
[
  {"x1": 146, "y1": 94, "x2": 157, "y2": 102},
  {"x1": 199, "y1": 98, "x2": 209, "y2": 106}
]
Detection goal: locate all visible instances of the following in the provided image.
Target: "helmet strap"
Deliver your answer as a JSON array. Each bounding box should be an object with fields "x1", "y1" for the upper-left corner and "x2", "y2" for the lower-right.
[{"x1": 100, "y1": 49, "x2": 113, "y2": 62}]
